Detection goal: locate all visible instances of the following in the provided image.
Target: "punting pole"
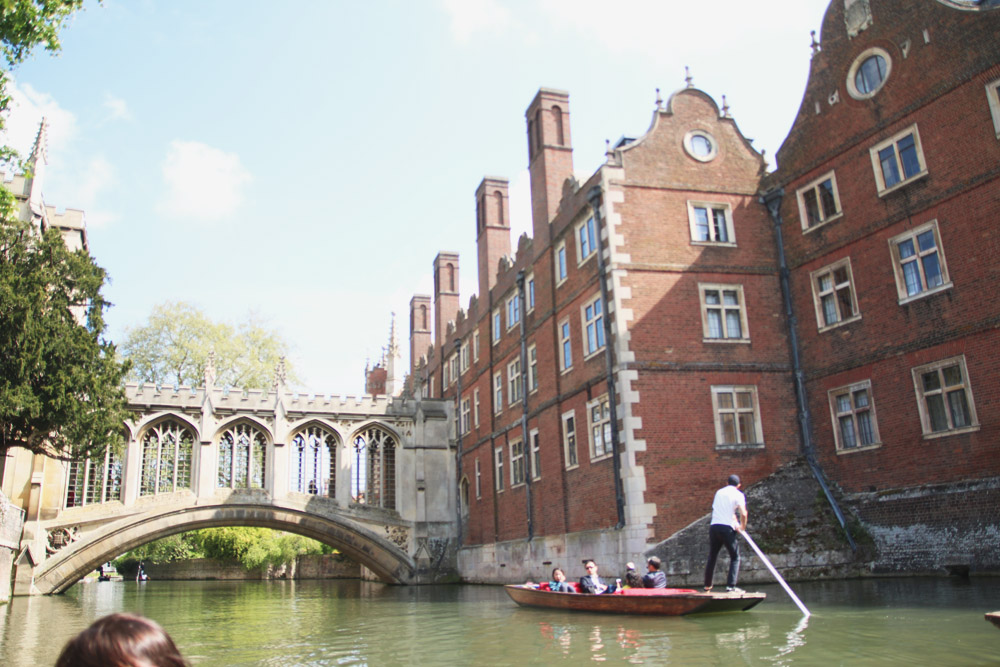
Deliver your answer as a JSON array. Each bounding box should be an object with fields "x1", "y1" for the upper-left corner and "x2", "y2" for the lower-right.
[{"x1": 741, "y1": 531, "x2": 811, "y2": 617}]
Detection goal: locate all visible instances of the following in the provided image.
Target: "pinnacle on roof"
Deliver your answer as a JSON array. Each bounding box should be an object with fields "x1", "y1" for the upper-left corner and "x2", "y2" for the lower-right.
[{"x1": 30, "y1": 117, "x2": 49, "y2": 165}]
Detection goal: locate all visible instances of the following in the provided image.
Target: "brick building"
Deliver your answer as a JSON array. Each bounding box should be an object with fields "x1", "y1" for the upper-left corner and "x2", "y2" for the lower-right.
[{"x1": 410, "y1": 0, "x2": 1000, "y2": 581}]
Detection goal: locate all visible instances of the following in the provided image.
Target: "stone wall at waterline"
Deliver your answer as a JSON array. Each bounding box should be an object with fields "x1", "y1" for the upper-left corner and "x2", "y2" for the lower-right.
[
  {"x1": 0, "y1": 492, "x2": 24, "y2": 602},
  {"x1": 144, "y1": 554, "x2": 360, "y2": 581}
]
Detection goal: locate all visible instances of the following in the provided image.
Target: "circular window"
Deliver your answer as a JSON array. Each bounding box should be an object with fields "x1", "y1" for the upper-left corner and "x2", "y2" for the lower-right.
[
  {"x1": 683, "y1": 130, "x2": 717, "y2": 162},
  {"x1": 847, "y1": 47, "x2": 892, "y2": 100}
]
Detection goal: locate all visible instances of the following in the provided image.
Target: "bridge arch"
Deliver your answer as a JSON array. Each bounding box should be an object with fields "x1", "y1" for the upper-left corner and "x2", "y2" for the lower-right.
[{"x1": 33, "y1": 501, "x2": 415, "y2": 595}]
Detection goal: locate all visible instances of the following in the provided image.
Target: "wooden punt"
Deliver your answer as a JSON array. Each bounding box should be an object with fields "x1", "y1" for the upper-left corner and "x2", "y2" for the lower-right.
[
  {"x1": 504, "y1": 584, "x2": 765, "y2": 616},
  {"x1": 987, "y1": 612, "x2": 1000, "y2": 629}
]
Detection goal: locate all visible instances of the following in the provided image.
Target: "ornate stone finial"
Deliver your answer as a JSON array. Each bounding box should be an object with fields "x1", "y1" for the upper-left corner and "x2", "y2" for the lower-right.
[
  {"x1": 605, "y1": 138, "x2": 613, "y2": 159},
  {"x1": 30, "y1": 118, "x2": 49, "y2": 165},
  {"x1": 272, "y1": 356, "x2": 287, "y2": 391},
  {"x1": 204, "y1": 350, "x2": 217, "y2": 388},
  {"x1": 655, "y1": 87, "x2": 663, "y2": 110},
  {"x1": 387, "y1": 312, "x2": 399, "y2": 355},
  {"x1": 721, "y1": 95, "x2": 731, "y2": 118},
  {"x1": 684, "y1": 66, "x2": 693, "y2": 88},
  {"x1": 811, "y1": 30, "x2": 821, "y2": 55}
]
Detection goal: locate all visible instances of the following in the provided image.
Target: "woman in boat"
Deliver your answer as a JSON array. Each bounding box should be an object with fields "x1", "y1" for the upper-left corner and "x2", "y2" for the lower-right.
[
  {"x1": 623, "y1": 562, "x2": 643, "y2": 589},
  {"x1": 548, "y1": 568, "x2": 575, "y2": 593},
  {"x1": 55, "y1": 613, "x2": 188, "y2": 667}
]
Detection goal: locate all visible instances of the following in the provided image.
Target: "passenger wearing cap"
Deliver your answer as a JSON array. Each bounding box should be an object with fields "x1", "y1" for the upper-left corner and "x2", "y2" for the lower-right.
[
  {"x1": 642, "y1": 556, "x2": 667, "y2": 588},
  {"x1": 703, "y1": 473, "x2": 748, "y2": 593}
]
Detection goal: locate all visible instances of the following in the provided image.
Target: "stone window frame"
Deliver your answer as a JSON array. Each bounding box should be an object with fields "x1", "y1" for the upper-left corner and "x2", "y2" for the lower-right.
[
  {"x1": 698, "y1": 283, "x2": 750, "y2": 343},
  {"x1": 911, "y1": 355, "x2": 980, "y2": 439},
  {"x1": 869, "y1": 124, "x2": 928, "y2": 196},
  {"x1": 460, "y1": 339, "x2": 470, "y2": 373},
  {"x1": 558, "y1": 318, "x2": 573, "y2": 372},
  {"x1": 492, "y1": 308, "x2": 502, "y2": 344},
  {"x1": 529, "y1": 427, "x2": 541, "y2": 481},
  {"x1": 506, "y1": 291, "x2": 521, "y2": 331},
  {"x1": 493, "y1": 371, "x2": 503, "y2": 415},
  {"x1": 796, "y1": 170, "x2": 843, "y2": 232},
  {"x1": 507, "y1": 357, "x2": 522, "y2": 406},
  {"x1": 526, "y1": 272, "x2": 536, "y2": 312},
  {"x1": 527, "y1": 343, "x2": 538, "y2": 394},
  {"x1": 810, "y1": 257, "x2": 862, "y2": 332},
  {"x1": 581, "y1": 293, "x2": 606, "y2": 359},
  {"x1": 473, "y1": 388, "x2": 480, "y2": 428},
  {"x1": 847, "y1": 46, "x2": 892, "y2": 100},
  {"x1": 828, "y1": 379, "x2": 881, "y2": 453},
  {"x1": 561, "y1": 409, "x2": 579, "y2": 470},
  {"x1": 587, "y1": 394, "x2": 612, "y2": 462},
  {"x1": 683, "y1": 129, "x2": 717, "y2": 162},
  {"x1": 460, "y1": 396, "x2": 471, "y2": 435},
  {"x1": 711, "y1": 385, "x2": 765, "y2": 450},
  {"x1": 987, "y1": 77, "x2": 1000, "y2": 139},
  {"x1": 474, "y1": 457, "x2": 481, "y2": 499},
  {"x1": 887, "y1": 219, "x2": 952, "y2": 305},
  {"x1": 555, "y1": 240, "x2": 568, "y2": 286},
  {"x1": 494, "y1": 446, "x2": 504, "y2": 492},
  {"x1": 576, "y1": 215, "x2": 598, "y2": 265},
  {"x1": 687, "y1": 200, "x2": 736, "y2": 246},
  {"x1": 472, "y1": 329, "x2": 480, "y2": 362},
  {"x1": 289, "y1": 425, "x2": 338, "y2": 497},
  {"x1": 509, "y1": 437, "x2": 526, "y2": 488}
]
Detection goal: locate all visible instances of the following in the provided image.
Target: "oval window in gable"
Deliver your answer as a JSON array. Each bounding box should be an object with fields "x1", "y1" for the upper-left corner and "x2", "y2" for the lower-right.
[
  {"x1": 847, "y1": 47, "x2": 892, "y2": 100},
  {"x1": 683, "y1": 130, "x2": 717, "y2": 162}
]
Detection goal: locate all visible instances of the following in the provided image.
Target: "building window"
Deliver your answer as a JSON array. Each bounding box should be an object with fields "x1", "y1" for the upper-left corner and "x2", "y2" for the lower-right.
[
  {"x1": 140, "y1": 420, "x2": 194, "y2": 496},
  {"x1": 508, "y1": 358, "x2": 522, "y2": 405},
  {"x1": 506, "y1": 292, "x2": 521, "y2": 330},
  {"x1": 290, "y1": 426, "x2": 338, "y2": 496},
  {"x1": 460, "y1": 397, "x2": 471, "y2": 435},
  {"x1": 530, "y1": 428, "x2": 541, "y2": 480},
  {"x1": 473, "y1": 388, "x2": 480, "y2": 428},
  {"x1": 988, "y1": 78, "x2": 1000, "y2": 139},
  {"x1": 588, "y1": 395, "x2": 612, "y2": 460},
  {"x1": 796, "y1": 171, "x2": 842, "y2": 231},
  {"x1": 699, "y1": 284, "x2": 749, "y2": 342},
  {"x1": 473, "y1": 330, "x2": 480, "y2": 362},
  {"x1": 527, "y1": 273, "x2": 535, "y2": 311},
  {"x1": 829, "y1": 380, "x2": 880, "y2": 452},
  {"x1": 475, "y1": 457, "x2": 481, "y2": 499},
  {"x1": 442, "y1": 355, "x2": 452, "y2": 388},
  {"x1": 556, "y1": 241, "x2": 568, "y2": 284},
  {"x1": 65, "y1": 442, "x2": 123, "y2": 508},
  {"x1": 912, "y1": 356, "x2": 979, "y2": 437},
  {"x1": 577, "y1": 216, "x2": 597, "y2": 263},
  {"x1": 351, "y1": 425, "x2": 397, "y2": 509},
  {"x1": 870, "y1": 124, "x2": 927, "y2": 195},
  {"x1": 460, "y1": 341, "x2": 470, "y2": 372},
  {"x1": 492, "y1": 309, "x2": 502, "y2": 343},
  {"x1": 493, "y1": 372, "x2": 503, "y2": 413},
  {"x1": 562, "y1": 410, "x2": 578, "y2": 469},
  {"x1": 847, "y1": 47, "x2": 891, "y2": 100},
  {"x1": 683, "y1": 129, "x2": 717, "y2": 162},
  {"x1": 527, "y1": 344, "x2": 538, "y2": 393},
  {"x1": 810, "y1": 258, "x2": 860, "y2": 331},
  {"x1": 582, "y1": 295, "x2": 605, "y2": 357},
  {"x1": 494, "y1": 446, "x2": 504, "y2": 492},
  {"x1": 888, "y1": 220, "x2": 951, "y2": 303},
  {"x1": 559, "y1": 319, "x2": 572, "y2": 371},
  {"x1": 688, "y1": 202, "x2": 734, "y2": 245},
  {"x1": 711, "y1": 386, "x2": 764, "y2": 449},
  {"x1": 460, "y1": 478, "x2": 470, "y2": 518},
  {"x1": 510, "y1": 439, "x2": 525, "y2": 487},
  {"x1": 218, "y1": 422, "x2": 267, "y2": 489}
]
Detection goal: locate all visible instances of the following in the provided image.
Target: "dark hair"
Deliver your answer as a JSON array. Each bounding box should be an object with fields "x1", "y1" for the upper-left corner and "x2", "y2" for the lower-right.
[
  {"x1": 55, "y1": 613, "x2": 187, "y2": 667},
  {"x1": 647, "y1": 556, "x2": 661, "y2": 570},
  {"x1": 552, "y1": 567, "x2": 565, "y2": 579},
  {"x1": 728, "y1": 474, "x2": 741, "y2": 486}
]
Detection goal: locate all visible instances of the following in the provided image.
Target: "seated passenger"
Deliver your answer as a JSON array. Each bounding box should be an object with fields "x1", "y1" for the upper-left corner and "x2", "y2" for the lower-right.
[
  {"x1": 55, "y1": 613, "x2": 187, "y2": 667},
  {"x1": 623, "y1": 562, "x2": 643, "y2": 589},
  {"x1": 579, "y1": 559, "x2": 617, "y2": 594},
  {"x1": 642, "y1": 556, "x2": 667, "y2": 588},
  {"x1": 548, "y1": 567, "x2": 575, "y2": 593}
]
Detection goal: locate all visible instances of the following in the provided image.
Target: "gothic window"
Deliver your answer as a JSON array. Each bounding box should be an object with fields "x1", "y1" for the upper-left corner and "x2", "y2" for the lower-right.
[
  {"x1": 351, "y1": 425, "x2": 397, "y2": 510},
  {"x1": 217, "y1": 422, "x2": 267, "y2": 489},
  {"x1": 290, "y1": 425, "x2": 338, "y2": 496},
  {"x1": 65, "y1": 443, "x2": 123, "y2": 508},
  {"x1": 139, "y1": 420, "x2": 194, "y2": 496}
]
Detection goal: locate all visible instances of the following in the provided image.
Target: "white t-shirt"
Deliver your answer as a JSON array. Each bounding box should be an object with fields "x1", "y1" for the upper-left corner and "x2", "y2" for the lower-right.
[{"x1": 710, "y1": 485, "x2": 746, "y2": 529}]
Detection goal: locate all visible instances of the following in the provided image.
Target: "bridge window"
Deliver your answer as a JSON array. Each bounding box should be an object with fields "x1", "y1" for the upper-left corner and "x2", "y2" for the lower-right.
[
  {"x1": 218, "y1": 423, "x2": 267, "y2": 489},
  {"x1": 291, "y1": 426, "x2": 338, "y2": 496},
  {"x1": 65, "y1": 444, "x2": 123, "y2": 508},
  {"x1": 351, "y1": 426, "x2": 397, "y2": 510},
  {"x1": 140, "y1": 420, "x2": 194, "y2": 496}
]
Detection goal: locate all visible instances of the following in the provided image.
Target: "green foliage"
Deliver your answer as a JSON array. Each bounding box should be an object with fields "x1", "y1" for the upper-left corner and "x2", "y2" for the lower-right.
[
  {"x1": 115, "y1": 533, "x2": 205, "y2": 566},
  {"x1": 120, "y1": 301, "x2": 297, "y2": 390},
  {"x1": 0, "y1": 0, "x2": 84, "y2": 68}
]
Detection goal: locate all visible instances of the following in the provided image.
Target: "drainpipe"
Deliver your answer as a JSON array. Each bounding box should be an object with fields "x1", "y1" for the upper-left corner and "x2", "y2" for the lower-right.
[
  {"x1": 453, "y1": 337, "x2": 464, "y2": 547},
  {"x1": 587, "y1": 186, "x2": 626, "y2": 530},
  {"x1": 516, "y1": 271, "x2": 534, "y2": 540},
  {"x1": 760, "y1": 188, "x2": 856, "y2": 552}
]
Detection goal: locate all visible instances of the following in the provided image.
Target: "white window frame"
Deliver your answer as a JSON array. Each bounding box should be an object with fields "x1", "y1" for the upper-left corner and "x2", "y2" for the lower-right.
[
  {"x1": 527, "y1": 343, "x2": 538, "y2": 393},
  {"x1": 494, "y1": 446, "x2": 504, "y2": 492},
  {"x1": 509, "y1": 438, "x2": 525, "y2": 487},
  {"x1": 529, "y1": 428, "x2": 541, "y2": 481},
  {"x1": 711, "y1": 385, "x2": 765, "y2": 449},
  {"x1": 911, "y1": 355, "x2": 979, "y2": 439},
  {"x1": 506, "y1": 292, "x2": 521, "y2": 330},
  {"x1": 587, "y1": 395, "x2": 612, "y2": 461},
  {"x1": 556, "y1": 241, "x2": 568, "y2": 286},
  {"x1": 526, "y1": 273, "x2": 536, "y2": 312},
  {"x1": 561, "y1": 410, "x2": 578, "y2": 470},
  {"x1": 558, "y1": 318, "x2": 573, "y2": 371},
  {"x1": 475, "y1": 457, "x2": 481, "y2": 499},
  {"x1": 796, "y1": 170, "x2": 843, "y2": 232},
  {"x1": 988, "y1": 77, "x2": 1000, "y2": 139},
  {"x1": 460, "y1": 396, "x2": 471, "y2": 435},
  {"x1": 698, "y1": 283, "x2": 750, "y2": 343},
  {"x1": 472, "y1": 330, "x2": 480, "y2": 362},
  {"x1": 577, "y1": 216, "x2": 598, "y2": 264},
  {"x1": 888, "y1": 219, "x2": 952, "y2": 304},
  {"x1": 581, "y1": 294, "x2": 606, "y2": 358},
  {"x1": 442, "y1": 357, "x2": 451, "y2": 388},
  {"x1": 492, "y1": 309, "x2": 502, "y2": 344},
  {"x1": 810, "y1": 258, "x2": 861, "y2": 332},
  {"x1": 493, "y1": 371, "x2": 503, "y2": 414},
  {"x1": 869, "y1": 124, "x2": 928, "y2": 196},
  {"x1": 473, "y1": 388, "x2": 480, "y2": 428},
  {"x1": 508, "y1": 358, "x2": 522, "y2": 405},
  {"x1": 829, "y1": 380, "x2": 881, "y2": 453},
  {"x1": 460, "y1": 340, "x2": 470, "y2": 372},
  {"x1": 687, "y1": 201, "x2": 735, "y2": 246}
]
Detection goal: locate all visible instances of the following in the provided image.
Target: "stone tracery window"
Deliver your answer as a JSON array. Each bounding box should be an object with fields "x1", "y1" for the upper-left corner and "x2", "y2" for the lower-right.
[
  {"x1": 217, "y1": 422, "x2": 267, "y2": 489},
  {"x1": 140, "y1": 420, "x2": 194, "y2": 495},
  {"x1": 290, "y1": 425, "x2": 338, "y2": 496},
  {"x1": 65, "y1": 443, "x2": 123, "y2": 508},
  {"x1": 351, "y1": 425, "x2": 397, "y2": 510}
]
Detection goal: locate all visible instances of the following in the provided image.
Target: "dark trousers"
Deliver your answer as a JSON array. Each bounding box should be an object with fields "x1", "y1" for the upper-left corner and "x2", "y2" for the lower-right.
[{"x1": 704, "y1": 524, "x2": 740, "y2": 588}]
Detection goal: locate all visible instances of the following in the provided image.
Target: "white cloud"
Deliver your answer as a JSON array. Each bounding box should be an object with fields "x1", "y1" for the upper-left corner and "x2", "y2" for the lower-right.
[
  {"x1": 66, "y1": 155, "x2": 118, "y2": 228},
  {"x1": 439, "y1": 0, "x2": 513, "y2": 43},
  {"x1": 1, "y1": 81, "x2": 77, "y2": 158},
  {"x1": 157, "y1": 140, "x2": 252, "y2": 222},
  {"x1": 103, "y1": 93, "x2": 132, "y2": 122}
]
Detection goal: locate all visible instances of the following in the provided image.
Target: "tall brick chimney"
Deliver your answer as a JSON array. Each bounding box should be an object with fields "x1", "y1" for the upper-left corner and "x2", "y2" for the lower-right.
[
  {"x1": 409, "y1": 294, "x2": 431, "y2": 379},
  {"x1": 475, "y1": 177, "x2": 512, "y2": 302},
  {"x1": 433, "y1": 252, "x2": 460, "y2": 350},
  {"x1": 526, "y1": 88, "x2": 574, "y2": 249}
]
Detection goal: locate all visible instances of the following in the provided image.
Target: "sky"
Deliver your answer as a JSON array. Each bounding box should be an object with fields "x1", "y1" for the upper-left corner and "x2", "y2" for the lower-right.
[{"x1": 3, "y1": 0, "x2": 835, "y2": 396}]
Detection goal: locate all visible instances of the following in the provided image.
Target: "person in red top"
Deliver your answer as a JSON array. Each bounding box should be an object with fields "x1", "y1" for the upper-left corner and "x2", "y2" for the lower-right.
[{"x1": 704, "y1": 474, "x2": 748, "y2": 593}]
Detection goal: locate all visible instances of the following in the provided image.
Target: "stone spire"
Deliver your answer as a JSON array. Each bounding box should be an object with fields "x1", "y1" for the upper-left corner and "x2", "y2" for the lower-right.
[
  {"x1": 204, "y1": 350, "x2": 217, "y2": 389},
  {"x1": 385, "y1": 312, "x2": 403, "y2": 397},
  {"x1": 27, "y1": 118, "x2": 49, "y2": 220},
  {"x1": 272, "y1": 357, "x2": 287, "y2": 392}
]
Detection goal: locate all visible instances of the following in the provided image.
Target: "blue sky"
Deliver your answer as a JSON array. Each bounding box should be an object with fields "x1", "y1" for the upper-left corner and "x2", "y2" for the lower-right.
[{"x1": 3, "y1": 0, "x2": 833, "y2": 395}]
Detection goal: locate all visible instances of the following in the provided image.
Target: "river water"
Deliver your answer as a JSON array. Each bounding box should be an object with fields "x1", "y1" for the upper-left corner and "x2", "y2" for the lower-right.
[{"x1": 1, "y1": 577, "x2": 998, "y2": 665}]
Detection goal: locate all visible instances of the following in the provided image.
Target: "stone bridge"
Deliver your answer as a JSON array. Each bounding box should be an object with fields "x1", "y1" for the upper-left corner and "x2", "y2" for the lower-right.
[{"x1": 12, "y1": 380, "x2": 458, "y2": 595}]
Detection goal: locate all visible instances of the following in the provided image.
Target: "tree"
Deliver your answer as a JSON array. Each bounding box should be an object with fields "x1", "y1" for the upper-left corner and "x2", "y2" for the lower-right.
[
  {"x1": 120, "y1": 301, "x2": 298, "y2": 390},
  {"x1": 0, "y1": 0, "x2": 131, "y2": 461}
]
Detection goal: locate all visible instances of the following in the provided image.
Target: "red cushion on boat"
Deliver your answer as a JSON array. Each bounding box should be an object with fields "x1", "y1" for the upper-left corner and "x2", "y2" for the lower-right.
[
  {"x1": 538, "y1": 582, "x2": 551, "y2": 591},
  {"x1": 622, "y1": 587, "x2": 700, "y2": 596},
  {"x1": 571, "y1": 582, "x2": 582, "y2": 593}
]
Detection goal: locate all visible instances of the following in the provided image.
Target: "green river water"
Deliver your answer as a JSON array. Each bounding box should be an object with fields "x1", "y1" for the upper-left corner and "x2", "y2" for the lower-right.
[{"x1": 1, "y1": 577, "x2": 998, "y2": 665}]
